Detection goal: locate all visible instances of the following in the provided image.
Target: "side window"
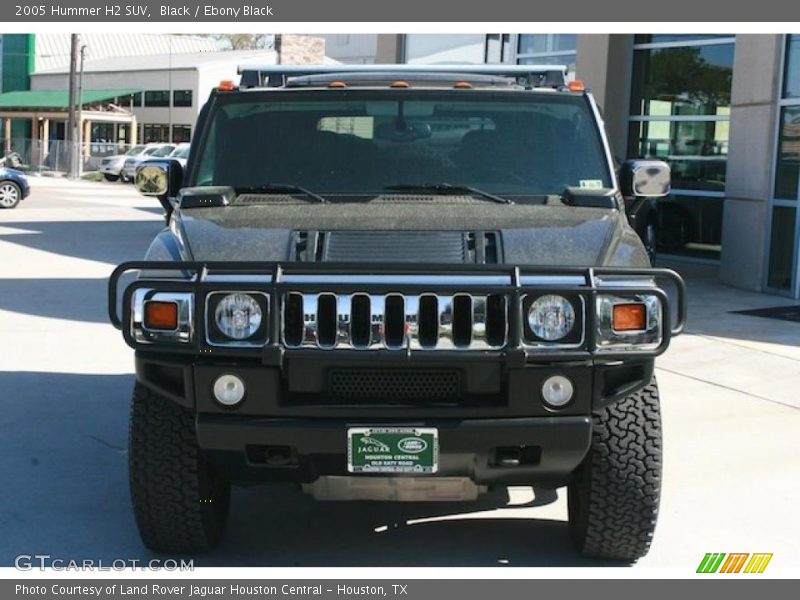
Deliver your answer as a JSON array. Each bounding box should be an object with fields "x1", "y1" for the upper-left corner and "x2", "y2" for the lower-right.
[{"x1": 196, "y1": 118, "x2": 217, "y2": 186}]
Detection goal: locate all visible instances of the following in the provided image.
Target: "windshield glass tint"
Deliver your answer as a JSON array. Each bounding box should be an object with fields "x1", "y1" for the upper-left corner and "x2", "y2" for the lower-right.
[
  {"x1": 172, "y1": 144, "x2": 190, "y2": 158},
  {"x1": 194, "y1": 92, "x2": 611, "y2": 195},
  {"x1": 151, "y1": 145, "x2": 175, "y2": 157},
  {"x1": 126, "y1": 145, "x2": 145, "y2": 155}
]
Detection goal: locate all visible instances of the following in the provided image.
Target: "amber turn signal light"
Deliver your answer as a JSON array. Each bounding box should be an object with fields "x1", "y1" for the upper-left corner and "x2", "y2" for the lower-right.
[
  {"x1": 612, "y1": 303, "x2": 646, "y2": 331},
  {"x1": 144, "y1": 301, "x2": 179, "y2": 330}
]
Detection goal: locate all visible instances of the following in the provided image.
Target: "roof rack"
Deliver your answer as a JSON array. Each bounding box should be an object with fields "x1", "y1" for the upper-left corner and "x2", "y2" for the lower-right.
[{"x1": 237, "y1": 64, "x2": 567, "y2": 90}]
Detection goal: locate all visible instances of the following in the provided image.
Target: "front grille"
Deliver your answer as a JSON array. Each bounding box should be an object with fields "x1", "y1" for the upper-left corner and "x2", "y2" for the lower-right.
[
  {"x1": 329, "y1": 369, "x2": 461, "y2": 402},
  {"x1": 283, "y1": 292, "x2": 508, "y2": 350}
]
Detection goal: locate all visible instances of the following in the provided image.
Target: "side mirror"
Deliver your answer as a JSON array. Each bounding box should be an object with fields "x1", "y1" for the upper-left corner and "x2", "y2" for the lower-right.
[
  {"x1": 621, "y1": 160, "x2": 671, "y2": 198},
  {"x1": 135, "y1": 159, "x2": 184, "y2": 198}
]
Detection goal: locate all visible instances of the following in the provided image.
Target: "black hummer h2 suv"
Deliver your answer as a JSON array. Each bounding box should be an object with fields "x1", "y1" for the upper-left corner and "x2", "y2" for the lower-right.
[{"x1": 110, "y1": 65, "x2": 686, "y2": 561}]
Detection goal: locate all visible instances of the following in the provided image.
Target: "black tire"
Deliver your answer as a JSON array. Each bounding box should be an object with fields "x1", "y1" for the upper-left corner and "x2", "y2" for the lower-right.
[
  {"x1": 103, "y1": 173, "x2": 120, "y2": 182},
  {"x1": 129, "y1": 382, "x2": 230, "y2": 553},
  {"x1": 568, "y1": 378, "x2": 662, "y2": 561},
  {"x1": 0, "y1": 180, "x2": 22, "y2": 209}
]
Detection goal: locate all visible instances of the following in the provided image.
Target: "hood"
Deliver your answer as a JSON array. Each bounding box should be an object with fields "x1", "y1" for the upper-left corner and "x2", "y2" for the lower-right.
[{"x1": 149, "y1": 199, "x2": 650, "y2": 268}]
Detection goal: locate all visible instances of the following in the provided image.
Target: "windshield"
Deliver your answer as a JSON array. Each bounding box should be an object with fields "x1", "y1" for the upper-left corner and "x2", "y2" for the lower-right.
[
  {"x1": 171, "y1": 144, "x2": 190, "y2": 159},
  {"x1": 126, "y1": 145, "x2": 145, "y2": 155},
  {"x1": 150, "y1": 145, "x2": 175, "y2": 157},
  {"x1": 193, "y1": 91, "x2": 612, "y2": 196}
]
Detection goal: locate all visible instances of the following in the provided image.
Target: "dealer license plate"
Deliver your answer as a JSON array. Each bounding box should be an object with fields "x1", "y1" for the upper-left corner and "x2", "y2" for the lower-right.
[{"x1": 347, "y1": 427, "x2": 438, "y2": 474}]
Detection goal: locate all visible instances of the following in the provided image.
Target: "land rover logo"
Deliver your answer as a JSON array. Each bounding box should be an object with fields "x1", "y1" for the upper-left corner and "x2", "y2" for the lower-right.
[{"x1": 398, "y1": 437, "x2": 427, "y2": 454}]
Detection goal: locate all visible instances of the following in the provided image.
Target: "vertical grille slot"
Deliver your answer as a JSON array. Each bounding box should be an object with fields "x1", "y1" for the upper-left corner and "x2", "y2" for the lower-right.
[
  {"x1": 350, "y1": 294, "x2": 371, "y2": 347},
  {"x1": 284, "y1": 293, "x2": 304, "y2": 346},
  {"x1": 452, "y1": 295, "x2": 473, "y2": 347},
  {"x1": 384, "y1": 295, "x2": 405, "y2": 348},
  {"x1": 486, "y1": 294, "x2": 508, "y2": 347},
  {"x1": 418, "y1": 295, "x2": 439, "y2": 348},
  {"x1": 317, "y1": 293, "x2": 337, "y2": 347}
]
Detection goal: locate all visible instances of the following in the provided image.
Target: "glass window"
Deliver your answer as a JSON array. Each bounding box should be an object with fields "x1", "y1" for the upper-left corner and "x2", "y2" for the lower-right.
[
  {"x1": 767, "y1": 206, "x2": 797, "y2": 290},
  {"x1": 485, "y1": 34, "x2": 511, "y2": 63},
  {"x1": 192, "y1": 92, "x2": 612, "y2": 196},
  {"x1": 657, "y1": 195, "x2": 724, "y2": 258},
  {"x1": 142, "y1": 124, "x2": 170, "y2": 142},
  {"x1": 628, "y1": 119, "x2": 729, "y2": 192},
  {"x1": 115, "y1": 93, "x2": 141, "y2": 107},
  {"x1": 172, "y1": 125, "x2": 192, "y2": 143},
  {"x1": 634, "y1": 34, "x2": 732, "y2": 45},
  {"x1": 518, "y1": 34, "x2": 577, "y2": 55},
  {"x1": 628, "y1": 36, "x2": 735, "y2": 259},
  {"x1": 630, "y1": 43, "x2": 734, "y2": 116},
  {"x1": 173, "y1": 90, "x2": 193, "y2": 107},
  {"x1": 144, "y1": 91, "x2": 170, "y2": 107},
  {"x1": 404, "y1": 34, "x2": 486, "y2": 64},
  {"x1": 775, "y1": 107, "x2": 800, "y2": 200},
  {"x1": 784, "y1": 35, "x2": 800, "y2": 99},
  {"x1": 516, "y1": 34, "x2": 577, "y2": 74}
]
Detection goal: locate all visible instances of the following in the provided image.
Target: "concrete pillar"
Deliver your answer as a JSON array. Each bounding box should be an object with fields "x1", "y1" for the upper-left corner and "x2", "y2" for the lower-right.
[
  {"x1": 31, "y1": 116, "x2": 40, "y2": 169},
  {"x1": 375, "y1": 34, "x2": 404, "y2": 64},
  {"x1": 3, "y1": 118, "x2": 11, "y2": 155},
  {"x1": 575, "y1": 34, "x2": 634, "y2": 161},
  {"x1": 41, "y1": 118, "x2": 50, "y2": 159},
  {"x1": 82, "y1": 119, "x2": 91, "y2": 159},
  {"x1": 719, "y1": 35, "x2": 784, "y2": 292},
  {"x1": 129, "y1": 117, "x2": 138, "y2": 145}
]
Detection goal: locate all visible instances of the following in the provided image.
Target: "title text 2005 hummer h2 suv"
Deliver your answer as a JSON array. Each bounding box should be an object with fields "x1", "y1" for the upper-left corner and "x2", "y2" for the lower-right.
[{"x1": 109, "y1": 65, "x2": 686, "y2": 561}]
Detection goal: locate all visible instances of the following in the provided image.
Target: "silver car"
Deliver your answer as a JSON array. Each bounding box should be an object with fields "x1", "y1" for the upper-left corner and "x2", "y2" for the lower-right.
[
  {"x1": 98, "y1": 145, "x2": 147, "y2": 182},
  {"x1": 122, "y1": 144, "x2": 176, "y2": 182}
]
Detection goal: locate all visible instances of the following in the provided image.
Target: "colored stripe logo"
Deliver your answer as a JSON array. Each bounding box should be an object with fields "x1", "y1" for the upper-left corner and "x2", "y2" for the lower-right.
[{"x1": 697, "y1": 553, "x2": 773, "y2": 573}]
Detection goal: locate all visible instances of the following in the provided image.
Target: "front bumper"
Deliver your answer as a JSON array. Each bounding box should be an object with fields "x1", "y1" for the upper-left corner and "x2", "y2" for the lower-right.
[
  {"x1": 135, "y1": 351, "x2": 653, "y2": 487},
  {"x1": 197, "y1": 414, "x2": 591, "y2": 487}
]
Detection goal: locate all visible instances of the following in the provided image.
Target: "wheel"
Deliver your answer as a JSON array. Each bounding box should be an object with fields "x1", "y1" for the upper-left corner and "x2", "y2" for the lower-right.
[
  {"x1": 568, "y1": 378, "x2": 662, "y2": 561},
  {"x1": 103, "y1": 173, "x2": 120, "y2": 182},
  {"x1": 129, "y1": 382, "x2": 230, "y2": 553},
  {"x1": 0, "y1": 180, "x2": 21, "y2": 209},
  {"x1": 643, "y1": 219, "x2": 657, "y2": 266}
]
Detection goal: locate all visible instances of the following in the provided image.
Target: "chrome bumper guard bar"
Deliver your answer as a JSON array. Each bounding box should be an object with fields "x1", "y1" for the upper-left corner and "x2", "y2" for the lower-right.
[{"x1": 108, "y1": 262, "x2": 686, "y2": 361}]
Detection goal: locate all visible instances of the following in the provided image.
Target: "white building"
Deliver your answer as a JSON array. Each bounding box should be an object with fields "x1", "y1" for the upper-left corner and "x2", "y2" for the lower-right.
[{"x1": 30, "y1": 49, "x2": 279, "y2": 144}]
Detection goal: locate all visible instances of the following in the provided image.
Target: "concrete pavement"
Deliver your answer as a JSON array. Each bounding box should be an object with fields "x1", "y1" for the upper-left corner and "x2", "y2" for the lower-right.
[{"x1": 0, "y1": 176, "x2": 798, "y2": 570}]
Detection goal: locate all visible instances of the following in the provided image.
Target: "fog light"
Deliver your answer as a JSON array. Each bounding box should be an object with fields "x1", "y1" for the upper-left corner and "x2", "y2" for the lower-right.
[
  {"x1": 541, "y1": 375, "x2": 574, "y2": 408},
  {"x1": 213, "y1": 374, "x2": 246, "y2": 406}
]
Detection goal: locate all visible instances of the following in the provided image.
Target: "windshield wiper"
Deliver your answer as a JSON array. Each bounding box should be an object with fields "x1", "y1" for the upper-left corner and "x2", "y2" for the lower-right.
[
  {"x1": 236, "y1": 184, "x2": 327, "y2": 204},
  {"x1": 384, "y1": 183, "x2": 514, "y2": 205}
]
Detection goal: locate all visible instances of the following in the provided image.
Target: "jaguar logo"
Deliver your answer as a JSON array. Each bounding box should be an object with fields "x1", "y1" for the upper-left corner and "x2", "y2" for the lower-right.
[
  {"x1": 398, "y1": 437, "x2": 428, "y2": 454},
  {"x1": 359, "y1": 436, "x2": 390, "y2": 452}
]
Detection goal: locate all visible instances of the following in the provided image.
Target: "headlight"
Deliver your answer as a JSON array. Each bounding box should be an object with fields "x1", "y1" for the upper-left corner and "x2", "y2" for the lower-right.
[
  {"x1": 527, "y1": 294, "x2": 575, "y2": 341},
  {"x1": 214, "y1": 293, "x2": 263, "y2": 339}
]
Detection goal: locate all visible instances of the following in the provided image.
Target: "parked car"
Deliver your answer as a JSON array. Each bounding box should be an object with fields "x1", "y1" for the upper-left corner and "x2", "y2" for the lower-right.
[
  {"x1": 167, "y1": 142, "x2": 190, "y2": 168},
  {"x1": 122, "y1": 143, "x2": 175, "y2": 182},
  {"x1": 99, "y1": 145, "x2": 146, "y2": 182},
  {"x1": 110, "y1": 65, "x2": 686, "y2": 560},
  {"x1": 0, "y1": 167, "x2": 31, "y2": 209}
]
